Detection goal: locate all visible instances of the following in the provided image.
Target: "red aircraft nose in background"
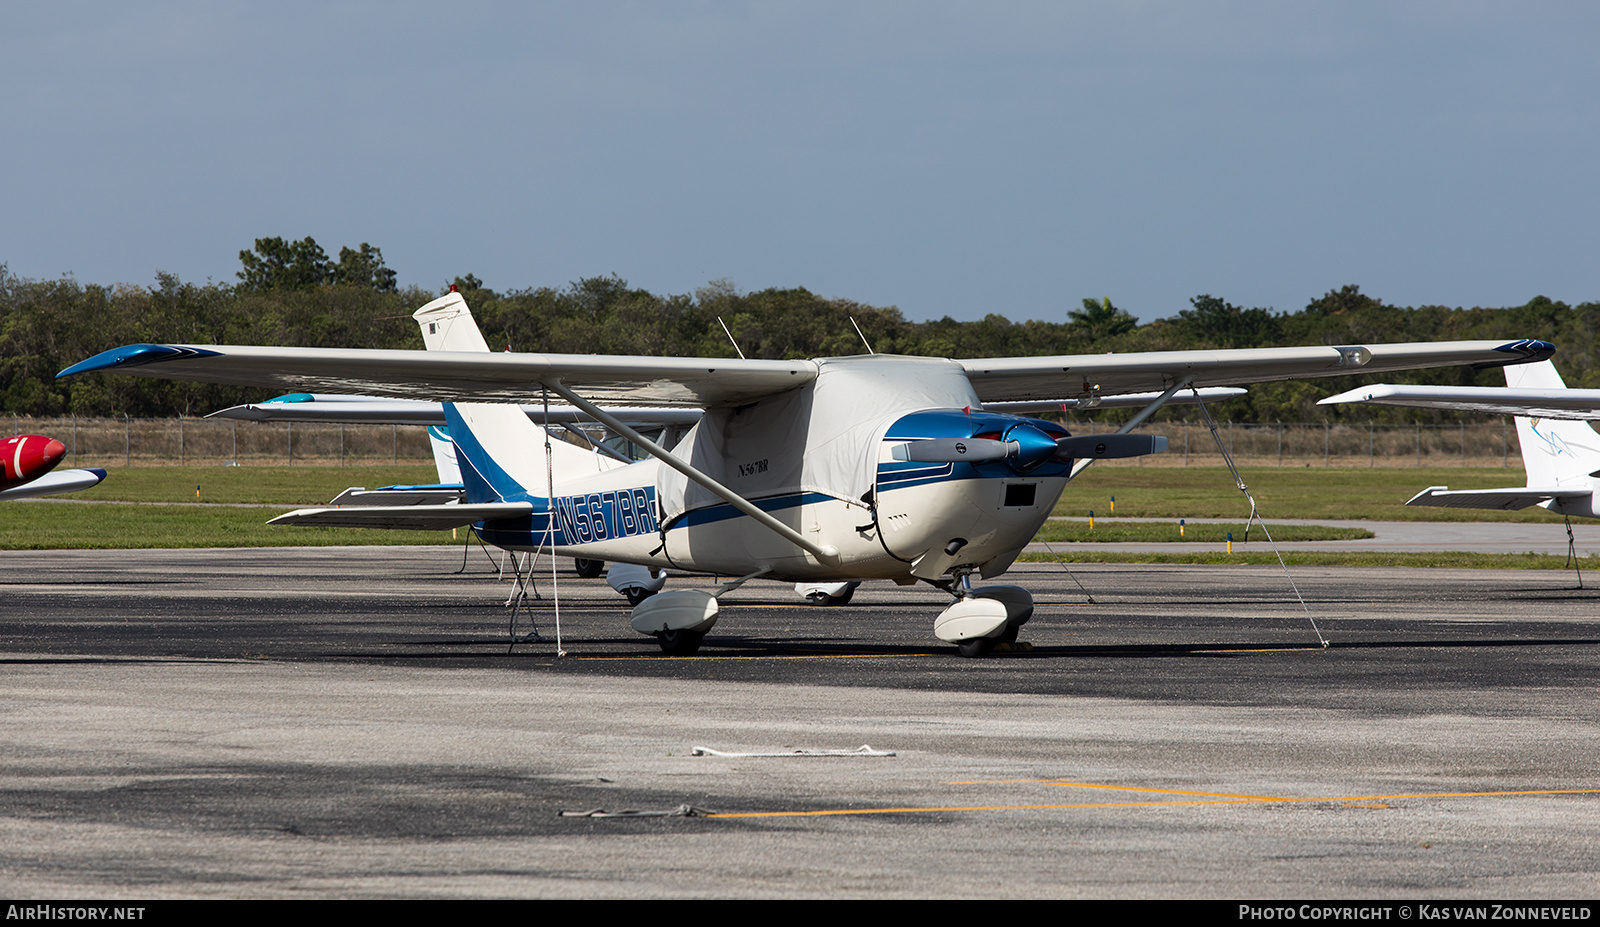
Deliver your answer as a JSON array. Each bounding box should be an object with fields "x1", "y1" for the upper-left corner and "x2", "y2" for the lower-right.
[{"x1": 1, "y1": 435, "x2": 67, "y2": 489}]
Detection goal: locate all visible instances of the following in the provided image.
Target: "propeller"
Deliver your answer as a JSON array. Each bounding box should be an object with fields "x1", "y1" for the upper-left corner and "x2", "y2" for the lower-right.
[
  {"x1": 891, "y1": 437, "x2": 1013, "y2": 463},
  {"x1": 1052, "y1": 433, "x2": 1168, "y2": 460},
  {"x1": 891, "y1": 428, "x2": 1168, "y2": 470}
]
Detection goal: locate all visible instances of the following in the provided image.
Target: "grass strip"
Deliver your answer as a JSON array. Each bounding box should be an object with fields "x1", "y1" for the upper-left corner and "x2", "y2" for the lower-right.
[
  {"x1": 70, "y1": 465, "x2": 441, "y2": 505},
  {"x1": 0, "y1": 501, "x2": 457, "y2": 549},
  {"x1": 1036, "y1": 521, "x2": 1372, "y2": 543},
  {"x1": 1019, "y1": 550, "x2": 1593, "y2": 569},
  {"x1": 1056, "y1": 466, "x2": 1569, "y2": 523}
]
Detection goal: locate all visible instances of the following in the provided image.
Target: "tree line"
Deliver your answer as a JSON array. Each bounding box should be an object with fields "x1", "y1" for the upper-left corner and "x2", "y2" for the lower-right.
[{"x1": 2, "y1": 236, "x2": 1596, "y2": 424}]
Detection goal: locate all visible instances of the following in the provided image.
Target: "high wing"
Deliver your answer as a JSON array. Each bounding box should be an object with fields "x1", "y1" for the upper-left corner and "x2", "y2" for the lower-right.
[
  {"x1": 960, "y1": 340, "x2": 1553, "y2": 402},
  {"x1": 1318, "y1": 384, "x2": 1600, "y2": 421},
  {"x1": 60, "y1": 343, "x2": 813, "y2": 407},
  {"x1": 61, "y1": 333, "x2": 1553, "y2": 409}
]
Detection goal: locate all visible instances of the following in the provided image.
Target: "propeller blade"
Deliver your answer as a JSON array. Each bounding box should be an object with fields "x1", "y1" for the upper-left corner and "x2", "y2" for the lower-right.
[
  {"x1": 891, "y1": 438, "x2": 1014, "y2": 463},
  {"x1": 1054, "y1": 434, "x2": 1169, "y2": 460}
]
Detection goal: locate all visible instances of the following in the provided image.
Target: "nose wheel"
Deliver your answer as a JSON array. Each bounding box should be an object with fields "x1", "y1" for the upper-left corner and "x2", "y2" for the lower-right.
[
  {"x1": 957, "y1": 636, "x2": 996, "y2": 658},
  {"x1": 935, "y1": 582, "x2": 1033, "y2": 657},
  {"x1": 657, "y1": 628, "x2": 704, "y2": 655}
]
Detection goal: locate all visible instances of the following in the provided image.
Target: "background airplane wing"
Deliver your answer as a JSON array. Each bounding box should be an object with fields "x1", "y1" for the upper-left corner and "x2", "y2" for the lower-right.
[
  {"x1": 984, "y1": 386, "x2": 1247, "y2": 413},
  {"x1": 1405, "y1": 485, "x2": 1590, "y2": 511},
  {"x1": 960, "y1": 340, "x2": 1552, "y2": 403},
  {"x1": 62, "y1": 339, "x2": 1551, "y2": 407},
  {"x1": 1318, "y1": 384, "x2": 1600, "y2": 421},
  {"x1": 0, "y1": 468, "x2": 107, "y2": 501},
  {"x1": 207, "y1": 394, "x2": 706, "y2": 425}
]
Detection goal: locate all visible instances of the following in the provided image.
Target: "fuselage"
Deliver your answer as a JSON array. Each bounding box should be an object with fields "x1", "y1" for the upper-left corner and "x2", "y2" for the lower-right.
[{"x1": 469, "y1": 355, "x2": 1076, "y2": 583}]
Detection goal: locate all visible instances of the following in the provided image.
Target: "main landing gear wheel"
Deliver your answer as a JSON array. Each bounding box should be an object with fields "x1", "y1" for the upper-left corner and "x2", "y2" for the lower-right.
[
  {"x1": 573, "y1": 558, "x2": 605, "y2": 578},
  {"x1": 804, "y1": 587, "x2": 856, "y2": 606},
  {"x1": 657, "y1": 628, "x2": 704, "y2": 655},
  {"x1": 624, "y1": 586, "x2": 658, "y2": 607}
]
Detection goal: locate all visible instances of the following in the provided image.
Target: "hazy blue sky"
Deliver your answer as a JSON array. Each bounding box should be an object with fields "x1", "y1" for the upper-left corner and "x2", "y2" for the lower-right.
[{"x1": 4, "y1": 2, "x2": 1596, "y2": 323}]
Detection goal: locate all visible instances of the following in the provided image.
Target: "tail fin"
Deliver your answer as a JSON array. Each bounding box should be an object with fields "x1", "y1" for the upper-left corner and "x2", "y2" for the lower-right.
[
  {"x1": 411, "y1": 292, "x2": 620, "y2": 503},
  {"x1": 1507, "y1": 360, "x2": 1600, "y2": 488}
]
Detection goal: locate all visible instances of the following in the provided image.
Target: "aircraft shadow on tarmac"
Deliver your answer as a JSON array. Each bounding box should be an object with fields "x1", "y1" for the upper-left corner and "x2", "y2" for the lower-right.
[{"x1": 343, "y1": 633, "x2": 1600, "y2": 662}]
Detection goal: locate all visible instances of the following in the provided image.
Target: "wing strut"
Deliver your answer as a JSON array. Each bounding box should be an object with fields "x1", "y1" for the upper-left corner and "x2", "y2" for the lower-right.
[
  {"x1": 1069, "y1": 377, "x2": 1192, "y2": 479},
  {"x1": 542, "y1": 380, "x2": 843, "y2": 567}
]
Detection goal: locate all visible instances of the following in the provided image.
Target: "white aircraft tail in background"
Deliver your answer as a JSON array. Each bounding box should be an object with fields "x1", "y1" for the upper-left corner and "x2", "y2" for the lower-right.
[
  {"x1": 1322, "y1": 360, "x2": 1600, "y2": 516},
  {"x1": 426, "y1": 425, "x2": 460, "y2": 485}
]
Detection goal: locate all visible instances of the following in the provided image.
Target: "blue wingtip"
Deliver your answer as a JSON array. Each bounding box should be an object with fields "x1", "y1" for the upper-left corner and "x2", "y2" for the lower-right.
[
  {"x1": 1492, "y1": 339, "x2": 1556, "y2": 363},
  {"x1": 57, "y1": 344, "x2": 222, "y2": 379},
  {"x1": 264, "y1": 392, "x2": 318, "y2": 403}
]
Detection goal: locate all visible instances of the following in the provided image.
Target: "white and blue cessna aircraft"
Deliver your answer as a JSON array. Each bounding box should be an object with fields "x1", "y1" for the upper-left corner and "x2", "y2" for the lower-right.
[{"x1": 60, "y1": 292, "x2": 1554, "y2": 655}]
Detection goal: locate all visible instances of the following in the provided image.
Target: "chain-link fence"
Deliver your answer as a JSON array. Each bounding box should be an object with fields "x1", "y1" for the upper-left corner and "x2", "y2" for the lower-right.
[
  {"x1": 14, "y1": 416, "x2": 434, "y2": 467},
  {"x1": 1060, "y1": 417, "x2": 1521, "y2": 468},
  {"x1": 11, "y1": 415, "x2": 1527, "y2": 469}
]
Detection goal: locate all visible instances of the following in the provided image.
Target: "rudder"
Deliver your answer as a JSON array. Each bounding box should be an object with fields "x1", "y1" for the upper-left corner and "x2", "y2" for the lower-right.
[{"x1": 412, "y1": 292, "x2": 620, "y2": 504}]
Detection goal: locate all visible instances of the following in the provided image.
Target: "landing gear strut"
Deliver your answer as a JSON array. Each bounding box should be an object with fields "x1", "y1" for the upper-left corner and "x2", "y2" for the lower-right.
[{"x1": 934, "y1": 575, "x2": 1034, "y2": 658}]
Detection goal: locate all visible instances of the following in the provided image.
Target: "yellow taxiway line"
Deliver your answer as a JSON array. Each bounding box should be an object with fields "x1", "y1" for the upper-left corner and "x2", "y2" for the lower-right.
[{"x1": 705, "y1": 780, "x2": 1600, "y2": 819}]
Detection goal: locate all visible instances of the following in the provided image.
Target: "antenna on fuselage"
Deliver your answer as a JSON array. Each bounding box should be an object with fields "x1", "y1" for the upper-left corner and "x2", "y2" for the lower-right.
[
  {"x1": 717, "y1": 317, "x2": 747, "y2": 360},
  {"x1": 849, "y1": 316, "x2": 876, "y2": 355}
]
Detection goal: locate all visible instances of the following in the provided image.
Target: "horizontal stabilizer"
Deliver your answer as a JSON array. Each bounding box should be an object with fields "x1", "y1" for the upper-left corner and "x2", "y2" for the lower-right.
[
  {"x1": 268, "y1": 501, "x2": 533, "y2": 530},
  {"x1": 326, "y1": 485, "x2": 466, "y2": 507},
  {"x1": 1405, "y1": 485, "x2": 1590, "y2": 511}
]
